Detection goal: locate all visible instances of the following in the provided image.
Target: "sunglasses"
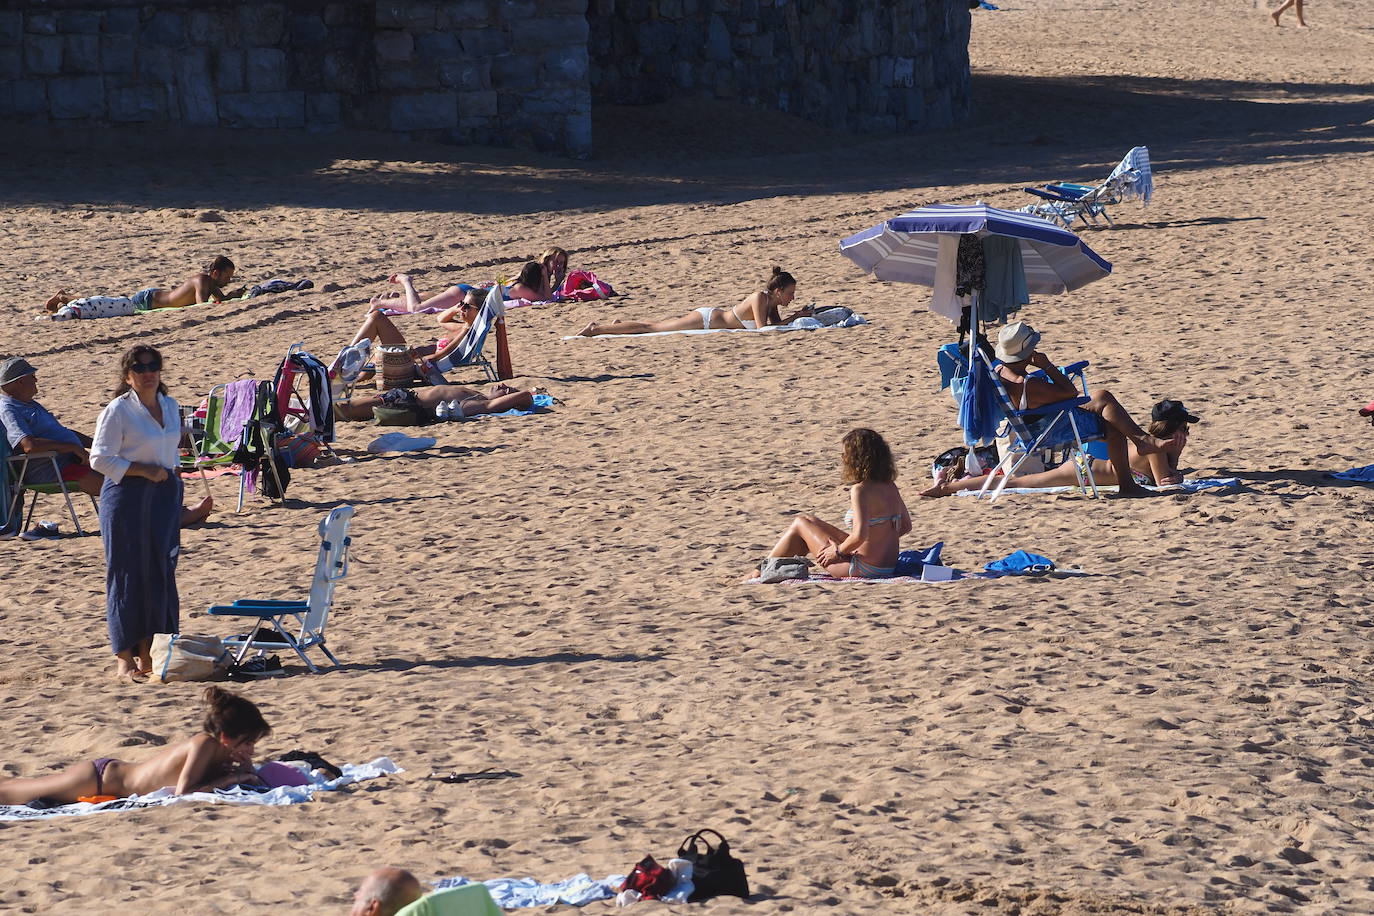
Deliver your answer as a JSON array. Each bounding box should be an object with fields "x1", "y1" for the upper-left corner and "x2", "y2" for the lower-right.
[{"x1": 130, "y1": 360, "x2": 162, "y2": 374}]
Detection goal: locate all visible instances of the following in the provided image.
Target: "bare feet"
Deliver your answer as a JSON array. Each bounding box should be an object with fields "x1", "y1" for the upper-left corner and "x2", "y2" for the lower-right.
[
  {"x1": 918, "y1": 467, "x2": 955, "y2": 498},
  {"x1": 368, "y1": 292, "x2": 403, "y2": 312},
  {"x1": 576, "y1": 321, "x2": 599, "y2": 337},
  {"x1": 1271, "y1": 9, "x2": 1282, "y2": 24},
  {"x1": 181, "y1": 496, "x2": 214, "y2": 526},
  {"x1": 1111, "y1": 482, "x2": 1161, "y2": 499},
  {"x1": 114, "y1": 662, "x2": 146, "y2": 682},
  {"x1": 388, "y1": 273, "x2": 411, "y2": 285},
  {"x1": 44, "y1": 290, "x2": 70, "y2": 312}
]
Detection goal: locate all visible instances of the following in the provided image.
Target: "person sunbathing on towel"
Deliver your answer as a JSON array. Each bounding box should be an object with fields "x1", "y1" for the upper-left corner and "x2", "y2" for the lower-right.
[
  {"x1": 334, "y1": 383, "x2": 534, "y2": 422},
  {"x1": 966, "y1": 322, "x2": 1182, "y2": 499},
  {"x1": 0, "y1": 687, "x2": 268, "y2": 806},
  {"x1": 368, "y1": 271, "x2": 485, "y2": 315},
  {"x1": 576, "y1": 267, "x2": 811, "y2": 336},
  {"x1": 329, "y1": 292, "x2": 484, "y2": 383},
  {"x1": 44, "y1": 256, "x2": 244, "y2": 320},
  {"x1": 922, "y1": 399, "x2": 1200, "y2": 497}
]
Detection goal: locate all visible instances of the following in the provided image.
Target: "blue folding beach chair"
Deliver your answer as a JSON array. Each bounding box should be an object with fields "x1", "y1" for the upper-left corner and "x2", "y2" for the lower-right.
[
  {"x1": 207, "y1": 505, "x2": 354, "y2": 672},
  {"x1": 428, "y1": 284, "x2": 502, "y2": 382}
]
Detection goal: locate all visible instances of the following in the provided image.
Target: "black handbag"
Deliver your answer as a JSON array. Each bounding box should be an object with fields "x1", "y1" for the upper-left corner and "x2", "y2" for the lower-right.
[{"x1": 677, "y1": 829, "x2": 750, "y2": 901}]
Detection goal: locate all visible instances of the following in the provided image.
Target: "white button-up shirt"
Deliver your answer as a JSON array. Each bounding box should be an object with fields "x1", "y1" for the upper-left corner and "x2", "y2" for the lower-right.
[{"x1": 90, "y1": 390, "x2": 181, "y2": 484}]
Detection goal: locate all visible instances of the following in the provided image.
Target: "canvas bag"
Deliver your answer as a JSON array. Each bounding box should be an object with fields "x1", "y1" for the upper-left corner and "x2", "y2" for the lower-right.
[
  {"x1": 676, "y1": 829, "x2": 750, "y2": 901},
  {"x1": 758, "y1": 556, "x2": 810, "y2": 583},
  {"x1": 150, "y1": 633, "x2": 232, "y2": 683}
]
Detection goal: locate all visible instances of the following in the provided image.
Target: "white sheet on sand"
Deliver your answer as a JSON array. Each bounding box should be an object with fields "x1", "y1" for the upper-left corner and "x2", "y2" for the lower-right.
[
  {"x1": 0, "y1": 757, "x2": 400, "y2": 822},
  {"x1": 563, "y1": 313, "x2": 866, "y2": 340},
  {"x1": 954, "y1": 477, "x2": 1240, "y2": 497},
  {"x1": 368, "y1": 432, "x2": 437, "y2": 453}
]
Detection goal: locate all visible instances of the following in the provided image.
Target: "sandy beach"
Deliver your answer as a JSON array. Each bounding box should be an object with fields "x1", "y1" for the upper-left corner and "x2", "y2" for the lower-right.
[{"x1": 3, "y1": 1, "x2": 1374, "y2": 912}]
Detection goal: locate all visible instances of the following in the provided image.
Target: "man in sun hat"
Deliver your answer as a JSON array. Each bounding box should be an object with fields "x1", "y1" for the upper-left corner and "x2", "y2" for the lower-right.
[
  {"x1": 0, "y1": 356, "x2": 103, "y2": 497},
  {"x1": 992, "y1": 322, "x2": 1182, "y2": 498}
]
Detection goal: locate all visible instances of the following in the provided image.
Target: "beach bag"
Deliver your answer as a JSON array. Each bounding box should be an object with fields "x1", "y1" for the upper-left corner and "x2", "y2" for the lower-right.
[
  {"x1": 620, "y1": 856, "x2": 675, "y2": 900},
  {"x1": 276, "y1": 430, "x2": 322, "y2": 469},
  {"x1": 677, "y1": 829, "x2": 750, "y2": 901},
  {"x1": 150, "y1": 634, "x2": 232, "y2": 683},
  {"x1": 260, "y1": 452, "x2": 291, "y2": 498},
  {"x1": 758, "y1": 556, "x2": 810, "y2": 583}
]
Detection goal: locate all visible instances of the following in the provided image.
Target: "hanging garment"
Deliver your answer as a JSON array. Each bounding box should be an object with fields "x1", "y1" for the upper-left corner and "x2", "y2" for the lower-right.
[
  {"x1": 980, "y1": 235, "x2": 1029, "y2": 324},
  {"x1": 954, "y1": 234, "x2": 986, "y2": 297}
]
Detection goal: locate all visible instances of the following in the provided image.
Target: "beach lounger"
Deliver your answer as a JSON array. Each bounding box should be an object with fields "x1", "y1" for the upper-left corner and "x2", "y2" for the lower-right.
[
  {"x1": 1, "y1": 426, "x2": 97, "y2": 536},
  {"x1": 1020, "y1": 146, "x2": 1153, "y2": 229},
  {"x1": 397, "y1": 885, "x2": 503, "y2": 916},
  {"x1": 429, "y1": 284, "x2": 502, "y2": 382},
  {"x1": 208, "y1": 505, "x2": 354, "y2": 673}
]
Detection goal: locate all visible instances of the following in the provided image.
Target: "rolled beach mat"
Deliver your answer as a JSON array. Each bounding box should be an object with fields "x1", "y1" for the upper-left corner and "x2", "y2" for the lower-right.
[{"x1": 379, "y1": 346, "x2": 417, "y2": 390}]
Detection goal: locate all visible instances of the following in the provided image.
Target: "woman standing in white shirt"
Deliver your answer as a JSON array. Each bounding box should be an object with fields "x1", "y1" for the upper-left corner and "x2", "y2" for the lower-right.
[{"x1": 90, "y1": 346, "x2": 184, "y2": 681}]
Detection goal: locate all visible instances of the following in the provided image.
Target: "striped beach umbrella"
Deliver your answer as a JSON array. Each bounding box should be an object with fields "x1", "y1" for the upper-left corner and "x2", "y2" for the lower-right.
[{"x1": 839, "y1": 203, "x2": 1112, "y2": 320}]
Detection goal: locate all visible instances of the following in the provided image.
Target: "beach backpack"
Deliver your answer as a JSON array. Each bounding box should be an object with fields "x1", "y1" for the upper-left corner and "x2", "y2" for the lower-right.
[
  {"x1": 150, "y1": 634, "x2": 232, "y2": 683},
  {"x1": 620, "y1": 856, "x2": 675, "y2": 900},
  {"x1": 677, "y1": 829, "x2": 750, "y2": 901}
]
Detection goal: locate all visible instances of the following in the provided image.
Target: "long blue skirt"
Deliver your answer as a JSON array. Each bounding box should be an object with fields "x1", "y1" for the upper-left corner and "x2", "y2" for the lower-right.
[{"x1": 100, "y1": 473, "x2": 181, "y2": 655}]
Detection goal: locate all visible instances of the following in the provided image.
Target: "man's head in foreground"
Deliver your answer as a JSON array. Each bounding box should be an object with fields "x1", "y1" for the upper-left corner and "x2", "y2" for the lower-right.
[{"x1": 351, "y1": 866, "x2": 424, "y2": 916}]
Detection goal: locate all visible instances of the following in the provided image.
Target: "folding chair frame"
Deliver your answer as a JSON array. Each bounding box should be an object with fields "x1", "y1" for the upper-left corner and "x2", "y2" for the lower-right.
[{"x1": 5, "y1": 450, "x2": 98, "y2": 535}]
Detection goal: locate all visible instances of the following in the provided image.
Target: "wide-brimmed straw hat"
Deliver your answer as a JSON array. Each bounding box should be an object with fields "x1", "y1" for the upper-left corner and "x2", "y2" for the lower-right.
[{"x1": 994, "y1": 322, "x2": 1040, "y2": 362}]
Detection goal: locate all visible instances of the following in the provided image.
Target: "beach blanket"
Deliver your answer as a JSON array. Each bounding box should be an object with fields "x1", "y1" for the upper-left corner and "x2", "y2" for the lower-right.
[
  {"x1": 0, "y1": 757, "x2": 399, "y2": 822},
  {"x1": 748, "y1": 568, "x2": 1089, "y2": 586},
  {"x1": 1330, "y1": 465, "x2": 1374, "y2": 482},
  {"x1": 247, "y1": 278, "x2": 313, "y2": 298},
  {"x1": 453, "y1": 393, "x2": 553, "y2": 421},
  {"x1": 564, "y1": 311, "x2": 866, "y2": 340},
  {"x1": 954, "y1": 477, "x2": 1240, "y2": 497},
  {"x1": 432, "y1": 874, "x2": 627, "y2": 908}
]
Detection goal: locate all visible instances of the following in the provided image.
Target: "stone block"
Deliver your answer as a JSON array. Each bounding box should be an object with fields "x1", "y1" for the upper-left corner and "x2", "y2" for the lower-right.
[
  {"x1": 187, "y1": 11, "x2": 221, "y2": 43},
  {"x1": 289, "y1": 13, "x2": 329, "y2": 45},
  {"x1": 490, "y1": 53, "x2": 536, "y2": 91},
  {"x1": 498, "y1": 0, "x2": 537, "y2": 21},
  {"x1": 25, "y1": 35, "x2": 61, "y2": 74},
  {"x1": 100, "y1": 37, "x2": 135, "y2": 75},
  {"x1": 109, "y1": 85, "x2": 166, "y2": 122},
  {"x1": 0, "y1": 47, "x2": 18, "y2": 80},
  {"x1": 565, "y1": 111, "x2": 592, "y2": 158},
  {"x1": 247, "y1": 48, "x2": 290, "y2": 92},
  {"x1": 375, "y1": 2, "x2": 437, "y2": 30},
  {"x1": 439, "y1": 58, "x2": 485, "y2": 90},
  {"x1": 144, "y1": 12, "x2": 186, "y2": 45},
  {"x1": 893, "y1": 56, "x2": 914, "y2": 88},
  {"x1": 218, "y1": 91, "x2": 305, "y2": 128},
  {"x1": 58, "y1": 11, "x2": 102, "y2": 35},
  {"x1": 139, "y1": 46, "x2": 175, "y2": 84},
  {"x1": 306, "y1": 91, "x2": 340, "y2": 124},
  {"x1": 672, "y1": 60, "x2": 694, "y2": 90},
  {"x1": 457, "y1": 88, "x2": 497, "y2": 117},
  {"x1": 103, "y1": 9, "x2": 138, "y2": 36},
  {"x1": 438, "y1": 1, "x2": 492, "y2": 29},
  {"x1": 238, "y1": 5, "x2": 286, "y2": 46},
  {"x1": 458, "y1": 28, "x2": 504, "y2": 54},
  {"x1": 379, "y1": 63, "x2": 441, "y2": 91},
  {"x1": 26, "y1": 13, "x2": 57, "y2": 36},
  {"x1": 540, "y1": 48, "x2": 587, "y2": 85},
  {"x1": 389, "y1": 90, "x2": 457, "y2": 130},
  {"x1": 176, "y1": 56, "x2": 217, "y2": 124},
  {"x1": 49, "y1": 76, "x2": 105, "y2": 119},
  {"x1": 9, "y1": 80, "x2": 48, "y2": 117},
  {"x1": 63, "y1": 35, "x2": 101, "y2": 75},
  {"x1": 706, "y1": 15, "x2": 731, "y2": 62},
  {"x1": 0, "y1": 12, "x2": 21, "y2": 45},
  {"x1": 415, "y1": 31, "x2": 459, "y2": 58},
  {"x1": 374, "y1": 31, "x2": 414, "y2": 63},
  {"x1": 215, "y1": 50, "x2": 245, "y2": 92},
  {"x1": 322, "y1": 52, "x2": 364, "y2": 93}
]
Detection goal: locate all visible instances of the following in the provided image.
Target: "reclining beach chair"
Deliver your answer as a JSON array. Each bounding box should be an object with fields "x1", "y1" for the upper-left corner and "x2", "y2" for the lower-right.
[
  {"x1": 428, "y1": 285, "x2": 502, "y2": 382},
  {"x1": 941, "y1": 345, "x2": 1106, "y2": 501},
  {"x1": 1, "y1": 420, "x2": 97, "y2": 536},
  {"x1": 1020, "y1": 146, "x2": 1153, "y2": 229},
  {"x1": 274, "y1": 342, "x2": 336, "y2": 443},
  {"x1": 181, "y1": 380, "x2": 288, "y2": 512},
  {"x1": 208, "y1": 505, "x2": 354, "y2": 673},
  {"x1": 396, "y1": 885, "x2": 502, "y2": 916}
]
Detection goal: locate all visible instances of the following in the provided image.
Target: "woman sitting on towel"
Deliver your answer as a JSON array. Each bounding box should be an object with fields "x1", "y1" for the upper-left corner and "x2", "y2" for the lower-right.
[
  {"x1": 329, "y1": 292, "x2": 484, "y2": 383},
  {"x1": 334, "y1": 383, "x2": 535, "y2": 422},
  {"x1": 920, "y1": 399, "x2": 1199, "y2": 497},
  {"x1": 576, "y1": 267, "x2": 811, "y2": 336},
  {"x1": 0, "y1": 687, "x2": 269, "y2": 806},
  {"x1": 753, "y1": 428, "x2": 912, "y2": 580}
]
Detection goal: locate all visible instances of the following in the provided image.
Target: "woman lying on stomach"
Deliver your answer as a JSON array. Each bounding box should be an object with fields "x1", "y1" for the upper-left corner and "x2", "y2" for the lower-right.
[{"x1": 576, "y1": 267, "x2": 810, "y2": 336}]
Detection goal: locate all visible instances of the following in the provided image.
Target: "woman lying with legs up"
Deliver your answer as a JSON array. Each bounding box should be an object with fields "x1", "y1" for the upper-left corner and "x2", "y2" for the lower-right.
[
  {"x1": 752, "y1": 428, "x2": 912, "y2": 580},
  {"x1": 0, "y1": 687, "x2": 269, "y2": 806},
  {"x1": 920, "y1": 399, "x2": 1200, "y2": 497},
  {"x1": 369, "y1": 272, "x2": 480, "y2": 315},
  {"x1": 576, "y1": 267, "x2": 812, "y2": 336},
  {"x1": 334, "y1": 383, "x2": 535, "y2": 422}
]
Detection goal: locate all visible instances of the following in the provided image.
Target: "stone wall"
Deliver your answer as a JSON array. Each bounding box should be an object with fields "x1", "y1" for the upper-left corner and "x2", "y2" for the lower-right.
[
  {"x1": 0, "y1": 1, "x2": 970, "y2": 156},
  {"x1": 587, "y1": 0, "x2": 971, "y2": 134},
  {"x1": 0, "y1": 0, "x2": 593, "y2": 155}
]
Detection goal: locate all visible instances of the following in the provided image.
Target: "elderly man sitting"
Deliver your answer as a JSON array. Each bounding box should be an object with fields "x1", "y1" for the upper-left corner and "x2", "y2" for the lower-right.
[{"x1": 0, "y1": 357, "x2": 212, "y2": 527}]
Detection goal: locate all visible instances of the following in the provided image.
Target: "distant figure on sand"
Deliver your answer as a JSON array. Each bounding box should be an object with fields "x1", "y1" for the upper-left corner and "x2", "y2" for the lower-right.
[
  {"x1": 351, "y1": 867, "x2": 425, "y2": 916},
  {"x1": 45, "y1": 256, "x2": 243, "y2": 320},
  {"x1": 577, "y1": 267, "x2": 811, "y2": 336},
  {"x1": 752, "y1": 428, "x2": 912, "y2": 580},
  {"x1": 0, "y1": 357, "x2": 211, "y2": 529},
  {"x1": 334, "y1": 383, "x2": 534, "y2": 422},
  {"x1": 982, "y1": 322, "x2": 1182, "y2": 499},
  {"x1": 0, "y1": 687, "x2": 269, "y2": 805},
  {"x1": 922, "y1": 399, "x2": 1200, "y2": 496},
  {"x1": 1271, "y1": 0, "x2": 1306, "y2": 26}
]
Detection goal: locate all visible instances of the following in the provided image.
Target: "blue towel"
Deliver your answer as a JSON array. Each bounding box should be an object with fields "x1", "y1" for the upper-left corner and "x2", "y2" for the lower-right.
[
  {"x1": 460, "y1": 393, "x2": 554, "y2": 421},
  {"x1": 1331, "y1": 464, "x2": 1374, "y2": 482},
  {"x1": 893, "y1": 542, "x2": 944, "y2": 577},
  {"x1": 984, "y1": 550, "x2": 1055, "y2": 576},
  {"x1": 432, "y1": 874, "x2": 624, "y2": 908}
]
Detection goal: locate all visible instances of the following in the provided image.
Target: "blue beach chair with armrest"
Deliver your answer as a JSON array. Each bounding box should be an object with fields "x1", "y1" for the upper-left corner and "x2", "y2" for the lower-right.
[
  {"x1": 207, "y1": 505, "x2": 353, "y2": 672},
  {"x1": 428, "y1": 284, "x2": 502, "y2": 382}
]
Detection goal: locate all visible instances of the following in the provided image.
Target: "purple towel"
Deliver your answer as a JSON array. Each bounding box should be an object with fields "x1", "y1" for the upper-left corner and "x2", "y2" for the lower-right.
[{"x1": 220, "y1": 379, "x2": 259, "y2": 445}]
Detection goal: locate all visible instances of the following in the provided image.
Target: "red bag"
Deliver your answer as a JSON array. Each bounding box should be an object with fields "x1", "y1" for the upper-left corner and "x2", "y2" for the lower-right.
[{"x1": 621, "y1": 856, "x2": 675, "y2": 900}]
